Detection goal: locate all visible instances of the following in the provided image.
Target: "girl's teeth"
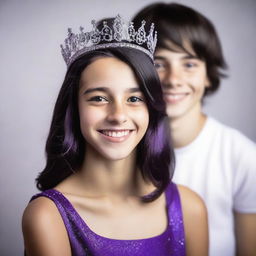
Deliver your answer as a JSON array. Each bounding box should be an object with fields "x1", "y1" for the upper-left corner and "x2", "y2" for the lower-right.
[{"x1": 102, "y1": 130, "x2": 129, "y2": 137}]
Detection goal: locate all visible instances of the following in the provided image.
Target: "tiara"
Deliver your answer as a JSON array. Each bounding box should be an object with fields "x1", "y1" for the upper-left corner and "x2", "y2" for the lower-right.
[{"x1": 60, "y1": 15, "x2": 157, "y2": 67}]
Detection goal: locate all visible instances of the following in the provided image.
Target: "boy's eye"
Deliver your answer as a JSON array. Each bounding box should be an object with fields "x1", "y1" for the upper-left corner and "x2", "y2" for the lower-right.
[
  {"x1": 184, "y1": 62, "x2": 197, "y2": 68},
  {"x1": 127, "y1": 96, "x2": 143, "y2": 103},
  {"x1": 88, "y1": 96, "x2": 108, "y2": 102},
  {"x1": 154, "y1": 62, "x2": 166, "y2": 71}
]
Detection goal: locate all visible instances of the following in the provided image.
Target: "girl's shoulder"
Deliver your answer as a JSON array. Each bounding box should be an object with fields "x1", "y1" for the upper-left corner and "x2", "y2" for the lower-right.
[
  {"x1": 23, "y1": 195, "x2": 59, "y2": 226},
  {"x1": 22, "y1": 194, "x2": 71, "y2": 255},
  {"x1": 177, "y1": 184, "x2": 207, "y2": 217},
  {"x1": 177, "y1": 184, "x2": 209, "y2": 255}
]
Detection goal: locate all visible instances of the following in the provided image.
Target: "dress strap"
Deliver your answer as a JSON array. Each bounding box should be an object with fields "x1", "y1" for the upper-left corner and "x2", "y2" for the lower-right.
[
  {"x1": 165, "y1": 182, "x2": 186, "y2": 255},
  {"x1": 165, "y1": 182, "x2": 176, "y2": 207}
]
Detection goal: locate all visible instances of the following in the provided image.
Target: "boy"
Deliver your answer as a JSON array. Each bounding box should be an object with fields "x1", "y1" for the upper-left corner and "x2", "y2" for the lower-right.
[{"x1": 133, "y1": 3, "x2": 256, "y2": 256}]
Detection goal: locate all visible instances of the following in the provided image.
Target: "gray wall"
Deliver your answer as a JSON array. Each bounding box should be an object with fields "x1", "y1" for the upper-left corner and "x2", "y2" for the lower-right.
[{"x1": 0, "y1": 0, "x2": 255, "y2": 254}]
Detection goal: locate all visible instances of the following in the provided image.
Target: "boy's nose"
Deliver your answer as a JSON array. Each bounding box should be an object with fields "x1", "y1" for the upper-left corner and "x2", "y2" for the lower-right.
[{"x1": 162, "y1": 68, "x2": 183, "y2": 89}]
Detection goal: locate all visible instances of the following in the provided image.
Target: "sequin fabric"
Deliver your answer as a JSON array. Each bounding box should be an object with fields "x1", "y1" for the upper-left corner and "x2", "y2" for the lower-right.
[{"x1": 30, "y1": 182, "x2": 186, "y2": 256}]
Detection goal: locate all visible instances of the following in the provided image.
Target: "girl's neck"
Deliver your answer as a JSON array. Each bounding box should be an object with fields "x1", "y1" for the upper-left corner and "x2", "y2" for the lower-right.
[
  {"x1": 170, "y1": 103, "x2": 207, "y2": 148},
  {"x1": 62, "y1": 148, "x2": 152, "y2": 200}
]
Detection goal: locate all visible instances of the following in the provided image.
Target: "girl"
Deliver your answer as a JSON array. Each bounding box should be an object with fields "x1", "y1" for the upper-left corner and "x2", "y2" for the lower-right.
[{"x1": 22, "y1": 16, "x2": 208, "y2": 256}]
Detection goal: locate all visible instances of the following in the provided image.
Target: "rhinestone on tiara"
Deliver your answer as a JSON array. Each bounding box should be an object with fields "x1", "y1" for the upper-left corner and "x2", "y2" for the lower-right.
[{"x1": 60, "y1": 15, "x2": 157, "y2": 67}]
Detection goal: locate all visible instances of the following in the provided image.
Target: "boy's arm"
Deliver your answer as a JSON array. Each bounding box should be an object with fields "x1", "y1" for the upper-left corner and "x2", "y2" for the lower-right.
[{"x1": 235, "y1": 212, "x2": 256, "y2": 256}]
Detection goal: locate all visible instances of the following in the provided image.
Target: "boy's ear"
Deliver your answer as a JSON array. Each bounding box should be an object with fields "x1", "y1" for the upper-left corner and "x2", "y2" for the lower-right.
[{"x1": 205, "y1": 76, "x2": 211, "y2": 88}]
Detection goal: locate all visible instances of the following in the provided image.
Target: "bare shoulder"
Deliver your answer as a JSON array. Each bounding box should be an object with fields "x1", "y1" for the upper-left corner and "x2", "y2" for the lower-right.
[
  {"x1": 22, "y1": 197, "x2": 62, "y2": 234},
  {"x1": 177, "y1": 184, "x2": 207, "y2": 217},
  {"x1": 23, "y1": 196, "x2": 58, "y2": 219},
  {"x1": 22, "y1": 196, "x2": 71, "y2": 256},
  {"x1": 177, "y1": 185, "x2": 209, "y2": 256}
]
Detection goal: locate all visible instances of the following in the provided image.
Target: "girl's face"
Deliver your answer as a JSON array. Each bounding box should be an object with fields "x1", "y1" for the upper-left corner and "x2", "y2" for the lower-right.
[
  {"x1": 78, "y1": 57, "x2": 149, "y2": 161},
  {"x1": 154, "y1": 42, "x2": 210, "y2": 120}
]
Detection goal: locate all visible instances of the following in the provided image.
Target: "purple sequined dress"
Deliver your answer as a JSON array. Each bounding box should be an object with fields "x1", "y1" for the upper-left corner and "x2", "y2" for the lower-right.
[{"x1": 30, "y1": 182, "x2": 186, "y2": 255}]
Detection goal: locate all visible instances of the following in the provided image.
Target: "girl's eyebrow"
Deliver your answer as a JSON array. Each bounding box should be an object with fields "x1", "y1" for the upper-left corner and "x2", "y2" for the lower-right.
[
  {"x1": 83, "y1": 87, "x2": 108, "y2": 95},
  {"x1": 83, "y1": 87, "x2": 141, "y2": 95},
  {"x1": 128, "y1": 88, "x2": 141, "y2": 93}
]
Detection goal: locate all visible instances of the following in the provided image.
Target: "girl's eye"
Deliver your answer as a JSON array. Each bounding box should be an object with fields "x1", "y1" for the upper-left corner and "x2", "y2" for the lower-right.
[
  {"x1": 127, "y1": 96, "x2": 143, "y2": 103},
  {"x1": 88, "y1": 96, "x2": 108, "y2": 102}
]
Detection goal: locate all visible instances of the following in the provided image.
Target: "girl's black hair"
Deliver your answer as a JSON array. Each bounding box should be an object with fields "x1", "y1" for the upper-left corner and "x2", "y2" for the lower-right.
[
  {"x1": 133, "y1": 2, "x2": 228, "y2": 96},
  {"x1": 36, "y1": 48, "x2": 175, "y2": 202}
]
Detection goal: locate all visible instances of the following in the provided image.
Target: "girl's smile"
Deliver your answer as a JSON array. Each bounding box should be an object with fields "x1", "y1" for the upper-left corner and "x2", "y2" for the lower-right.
[{"x1": 98, "y1": 129, "x2": 134, "y2": 143}]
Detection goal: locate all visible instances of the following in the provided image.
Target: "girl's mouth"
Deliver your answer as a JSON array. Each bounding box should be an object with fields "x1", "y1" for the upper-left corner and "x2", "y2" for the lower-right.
[{"x1": 98, "y1": 129, "x2": 133, "y2": 142}]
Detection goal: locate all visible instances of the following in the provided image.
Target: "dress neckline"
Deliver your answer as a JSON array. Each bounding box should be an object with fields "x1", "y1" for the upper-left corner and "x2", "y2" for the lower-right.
[{"x1": 48, "y1": 183, "x2": 173, "y2": 242}]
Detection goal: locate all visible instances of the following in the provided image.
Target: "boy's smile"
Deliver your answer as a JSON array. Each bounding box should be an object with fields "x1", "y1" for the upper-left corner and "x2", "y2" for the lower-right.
[{"x1": 163, "y1": 92, "x2": 190, "y2": 104}]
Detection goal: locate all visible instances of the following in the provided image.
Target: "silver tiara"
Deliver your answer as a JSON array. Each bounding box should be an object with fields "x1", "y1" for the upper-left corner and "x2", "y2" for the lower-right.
[{"x1": 60, "y1": 15, "x2": 157, "y2": 67}]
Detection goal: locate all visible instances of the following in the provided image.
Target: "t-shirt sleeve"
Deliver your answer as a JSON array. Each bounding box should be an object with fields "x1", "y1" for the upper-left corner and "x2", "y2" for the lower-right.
[{"x1": 232, "y1": 132, "x2": 256, "y2": 213}]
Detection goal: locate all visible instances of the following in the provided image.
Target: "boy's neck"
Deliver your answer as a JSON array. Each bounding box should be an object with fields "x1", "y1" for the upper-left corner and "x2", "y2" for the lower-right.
[{"x1": 170, "y1": 103, "x2": 207, "y2": 148}]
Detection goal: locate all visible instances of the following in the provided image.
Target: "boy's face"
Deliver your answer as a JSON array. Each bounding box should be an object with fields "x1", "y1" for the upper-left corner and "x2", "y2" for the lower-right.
[{"x1": 154, "y1": 42, "x2": 210, "y2": 120}]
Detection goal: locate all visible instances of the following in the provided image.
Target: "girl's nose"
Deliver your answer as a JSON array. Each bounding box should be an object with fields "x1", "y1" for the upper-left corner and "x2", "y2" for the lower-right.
[{"x1": 106, "y1": 102, "x2": 127, "y2": 124}]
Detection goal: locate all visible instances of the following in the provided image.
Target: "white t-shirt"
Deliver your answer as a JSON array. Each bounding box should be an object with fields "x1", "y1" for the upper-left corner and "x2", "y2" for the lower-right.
[{"x1": 173, "y1": 117, "x2": 256, "y2": 256}]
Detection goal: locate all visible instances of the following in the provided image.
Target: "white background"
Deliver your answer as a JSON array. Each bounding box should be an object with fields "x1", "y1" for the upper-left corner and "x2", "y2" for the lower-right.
[{"x1": 0, "y1": 0, "x2": 255, "y2": 254}]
